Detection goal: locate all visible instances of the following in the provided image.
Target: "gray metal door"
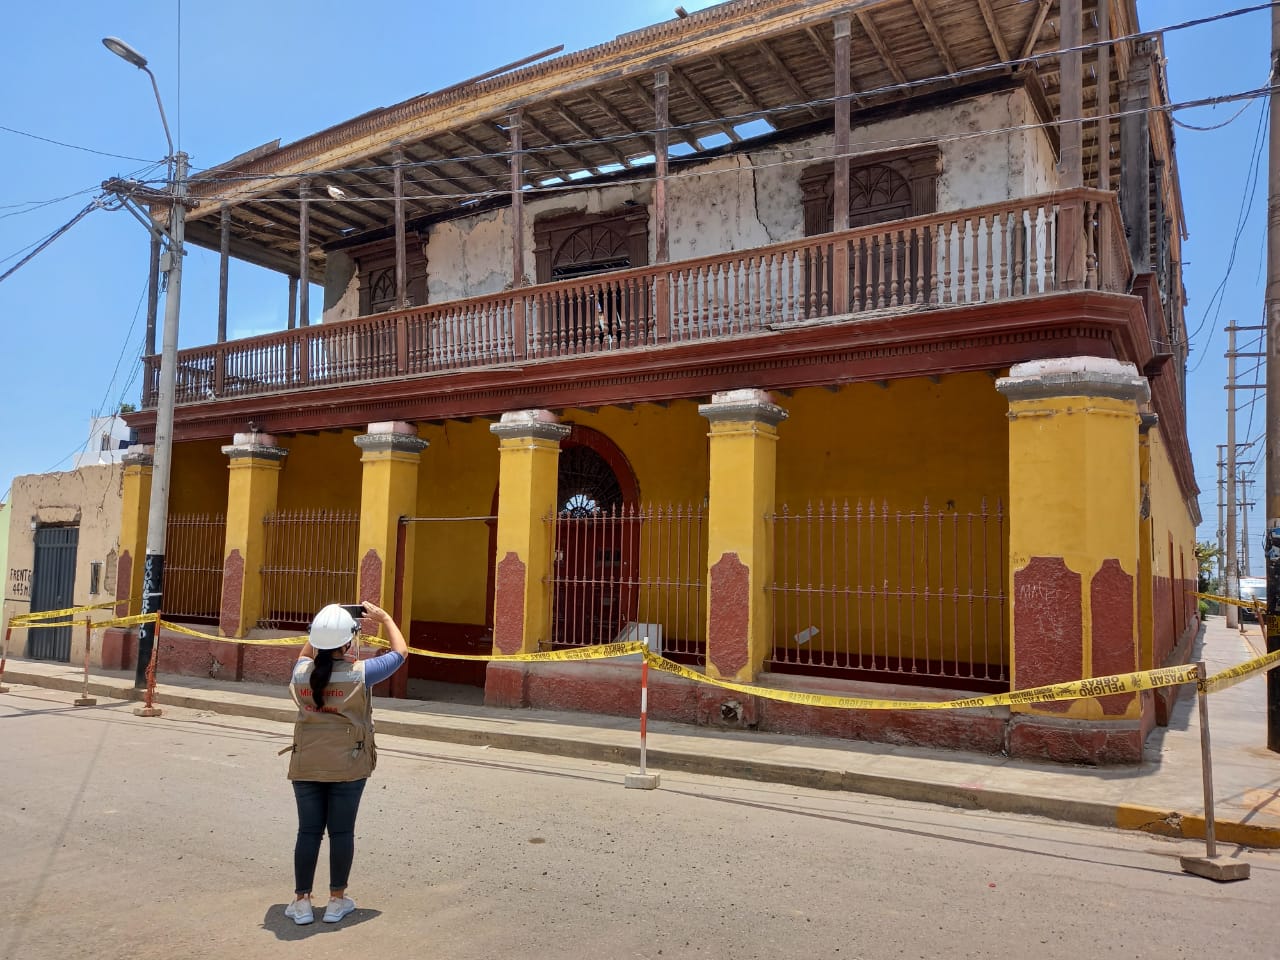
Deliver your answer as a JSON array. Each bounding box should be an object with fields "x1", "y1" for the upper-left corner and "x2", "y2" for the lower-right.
[{"x1": 29, "y1": 525, "x2": 79, "y2": 662}]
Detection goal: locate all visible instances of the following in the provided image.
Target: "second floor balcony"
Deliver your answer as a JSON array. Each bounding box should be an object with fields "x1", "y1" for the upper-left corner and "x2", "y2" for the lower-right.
[{"x1": 145, "y1": 188, "x2": 1135, "y2": 409}]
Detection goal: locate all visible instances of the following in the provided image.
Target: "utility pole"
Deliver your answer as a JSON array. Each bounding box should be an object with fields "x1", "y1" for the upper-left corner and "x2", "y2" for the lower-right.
[
  {"x1": 1264, "y1": 1, "x2": 1280, "y2": 752},
  {"x1": 1239, "y1": 474, "x2": 1254, "y2": 577},
  {"x1": 1217, "y1": 444, "x2": 1227, "y2": 594},
  {"x1": 1226, "y1": 326, "x2": 1239, "y2": 630}
]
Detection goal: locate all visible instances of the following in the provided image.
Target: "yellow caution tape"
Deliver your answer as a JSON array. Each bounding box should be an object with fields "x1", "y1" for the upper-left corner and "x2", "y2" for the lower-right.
[
  {"x1": 1193, "y1": 591, "x2": 1266, "y2": 613},
  {"x1": 9, "y1": 598, "x2": 139, "y2": 626},
  {"x1": 642, "y1": 654, "x2": 1202, "y2": 711},
  {"x1": 1203, "y1": 648, "x2": 1280, "y2": 694},
  {"x1": 157, "y1": 620, "x2": 309, "y2": 646},
  {"x1": 367, "y1": 637, "x2": 647, "y2": 663}
]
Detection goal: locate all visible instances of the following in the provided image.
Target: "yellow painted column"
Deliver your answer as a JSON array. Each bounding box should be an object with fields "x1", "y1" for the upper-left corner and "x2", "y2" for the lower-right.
[
  {"x1": 996, "y1": 358, "x2": 1149, "y2": 763},
  {"x1": 116, "y1": 446, "x2": 153, "y2": 617},
  {"x1": 355, "y1": 421, "x2": 428, "y2": 622},
  {"x1": 218, "y1": 432, "x2": 288, "y2": 639},
  {"x1": 699, "y1": 389, "x2": 788, "y2": 681},
  {"x1": 1137, "y1": 412, "x2": 1158, "y2": 672},
  {"x1": 489, "y1": 410, "x2": 569, "y2": 656}
]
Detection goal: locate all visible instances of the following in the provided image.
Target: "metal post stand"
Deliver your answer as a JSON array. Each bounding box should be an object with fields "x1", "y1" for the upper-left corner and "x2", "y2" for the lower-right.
[
  {"x1": 625, "y1": 637, "x2": 660, "y2": 790},
  {"x1": 74, "y1": 617, "x2": 97, "y2": 706},
  {"x1": 1180, "y1": 662, "x2": 1249, "y2": 881}
]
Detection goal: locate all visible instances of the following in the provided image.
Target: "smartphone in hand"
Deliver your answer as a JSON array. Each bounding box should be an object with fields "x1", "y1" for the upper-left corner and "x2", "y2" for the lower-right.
[{"x1": 340, "y1": 604, "x2": 365, "y2": 620}]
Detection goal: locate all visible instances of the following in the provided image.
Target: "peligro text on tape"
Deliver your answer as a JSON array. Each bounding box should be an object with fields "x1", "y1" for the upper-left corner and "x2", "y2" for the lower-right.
[{"x1": 643, "y1": 653, "x2": 1201, "y2": 711}]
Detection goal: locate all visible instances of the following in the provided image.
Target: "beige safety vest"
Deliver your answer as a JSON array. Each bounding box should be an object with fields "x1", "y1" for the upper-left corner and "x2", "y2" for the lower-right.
[{"x1": 285, "y1": 659, "x2": 377, "y2": 781}]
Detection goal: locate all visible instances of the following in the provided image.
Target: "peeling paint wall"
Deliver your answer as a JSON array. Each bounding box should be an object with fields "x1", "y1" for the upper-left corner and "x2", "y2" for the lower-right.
[
  {"x1": 2, "y1": 465, "x2": 124, "y2": 664},
  {"x1": 322, "y1": 250, "x2": 360, "y2": 324},
  {"x1": 381, "y1": 87, "x2": 1057, "y2": 305}
]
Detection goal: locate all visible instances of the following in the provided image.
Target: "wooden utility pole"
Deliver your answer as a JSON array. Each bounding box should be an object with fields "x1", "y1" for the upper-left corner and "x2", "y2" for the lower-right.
[
  {"x1": 1265, "y1": 0, "x2": 1280, "y2": 752},
  {"x1": 1217, "y1": 444, "x2": 1227, "y2": 594},
  {"x1": 1239, "y1": 474, "x2": 1254, "y2": 577}
]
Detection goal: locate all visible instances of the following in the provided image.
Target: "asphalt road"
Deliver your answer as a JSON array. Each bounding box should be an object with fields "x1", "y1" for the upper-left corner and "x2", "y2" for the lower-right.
[{"x1": 1, "y1": 684, "x2": 1276, "y2": 960}]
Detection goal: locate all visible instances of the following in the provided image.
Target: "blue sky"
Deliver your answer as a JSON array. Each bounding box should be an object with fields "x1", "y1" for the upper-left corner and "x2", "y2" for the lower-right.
[{"x1": 0, "y1": 1, "x2": 1269, "y2": 573}]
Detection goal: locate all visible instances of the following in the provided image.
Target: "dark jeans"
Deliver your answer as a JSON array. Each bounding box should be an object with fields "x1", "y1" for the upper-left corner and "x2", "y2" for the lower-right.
[{"x1": 292, "y1": 779, "x2": 367, "y2": 895}]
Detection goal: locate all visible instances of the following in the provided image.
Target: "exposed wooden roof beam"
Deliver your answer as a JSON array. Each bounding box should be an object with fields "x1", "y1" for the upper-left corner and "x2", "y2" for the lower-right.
[
  {"x1": 670, "y1": 67, "x2": 742, "y2": 142},
  {"x1": 582, "y1": 90, "x2": 660, "y2": 158},
  {"x1": 452, "y1": 128, "x2": 520, "y2": 184},
  {"x1": 711, "y1": 54, "x2": 767, "y2": 114},
  {"x1": 520, "y1": 109, "x2": 604, "y2": 176},
  {"x1": 857, "y1": 11, "x2": 908, "y2": 86},
  {"x1": 551, "y1": 102, "x2": 631, "y2": 168},
  {"x1": 428, "y1": 140, "x2": 505, "y2": 196},
  {"x1": 487, "y1": 121, "x2": 560, "y2": 178},
  {"x1": 753, "y1": 39, "x2": 822, "y2": 118},
  {"x1": 395, "y1": 147, "x2": 463, "y2": 201},
  {"x1": 625, "y1": 79, "x2": 701, "y2": 151},
  {"x1": 976, "y1": 0, "x2": 1011, "y2": 64},
  {"x1": 910, "y1": 0, "x2": 959, "y2": 79},
  {"x1": 345, "y1": 166, "x2": 439, "y2": 218},
  {"x1": 1019, "y1": 0, "x2": 1053, "y2": 62},
  {"x1": 313, "y1": 184, "x2": 389, "y2": 232},
  {"x1": 803, "y1": 26, "x2": 865, "y2": 106}
]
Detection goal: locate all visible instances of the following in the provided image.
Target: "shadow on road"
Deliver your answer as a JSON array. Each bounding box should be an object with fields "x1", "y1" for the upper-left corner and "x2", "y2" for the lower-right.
[{"x1": 261, "y1": 905, "x2": 382, "y2": 940}]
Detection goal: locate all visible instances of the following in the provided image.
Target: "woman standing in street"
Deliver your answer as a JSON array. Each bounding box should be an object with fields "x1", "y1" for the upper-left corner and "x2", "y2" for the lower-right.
[{"x1": 282, "y1": 600, "x2": 408, "y2": 925}]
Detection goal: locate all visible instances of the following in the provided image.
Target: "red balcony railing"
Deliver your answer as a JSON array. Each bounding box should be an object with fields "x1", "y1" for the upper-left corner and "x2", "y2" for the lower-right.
[{"x1": 144, "y1": 189, "x2": 1132, "y2": 407}]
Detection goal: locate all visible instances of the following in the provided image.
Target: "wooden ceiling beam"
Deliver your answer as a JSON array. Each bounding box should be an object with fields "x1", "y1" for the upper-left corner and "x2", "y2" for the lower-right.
[
  {"x1": 582, "y1": 90, "x2": 659, "y2": 158},
  {"x1": 312, "y1": 183, "x2": 390, "y2": 232},
  {"x1": 520, "y1": 109, "x2": 605, "y2": 176},
  {"x1": 711, "y1": 54, "x2": 768, "y2": 114},
  {"x1": 975, "y1": 0, "x2": 1011, "y2": 65},
  {"x1": 345, "y1": 166, "x2": 439, "y2": 219},
  {"x1": 395, "y1": 147, "x2": 465, "y2": 201},
  {"x1": 753, "y1": 39, "x2": 822, "y2": 118},
  {"x1": 670, "y1": 66, "x2": 742, "y2": 142},
  {"x1": 625, "y1": 79, "x2": 701, "y2": 151},
  {"x1": 452, "y1": 128, "x2": 520, "y2": 185},
  {"x1": 803, "y1": 26, "x2": 865, "y2": 106},
  {"x1": 1019, "y1": 0, "x2": 1053, "y2": 63},
  {"x1": 487, "y1": 121, "x2": 560, "y2": 177},
  {"x1": 910, "y1": 0, "x2": 959, "y2": 80},
  {"x1": 551, "y1": 102, "x2": 631, "y2": 168},
  {"x1": 856, "y1": 11, "x2": 908, "y2": 87}
]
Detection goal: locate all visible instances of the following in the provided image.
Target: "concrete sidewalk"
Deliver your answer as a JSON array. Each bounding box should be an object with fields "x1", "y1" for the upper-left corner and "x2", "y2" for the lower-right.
[{"x1": 4, "y1": 616, "x2": 1278, "y2": 848}]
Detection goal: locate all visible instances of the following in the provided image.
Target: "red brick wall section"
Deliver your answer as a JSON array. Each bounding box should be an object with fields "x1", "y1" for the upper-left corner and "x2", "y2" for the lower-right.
[
  {"x1": 1090, "y1": 558, "x2": 1136, "y2": 717},
  {"x1": 219, "y1": 549, "x2": 245, "y2": 638},
  {"x1": 492, "y1": 552, "x2": 527, "y2": 655},
  {"x1": 707, "y1": 552, "x2": 750, "y2": 679},
  {"x1": 1012, "y1": 557, "x2": 1082, "y2": 712},
  {"x1": 115, "y1": 551, "x2": 132, "y2": 618}
]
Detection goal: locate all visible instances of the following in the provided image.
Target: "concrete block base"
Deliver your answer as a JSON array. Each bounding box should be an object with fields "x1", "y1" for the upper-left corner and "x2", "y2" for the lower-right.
[
  {"x1": 1006, "y1": 714, "x2": 1145, "y2": 765},
  {"x1": 133, "y1": 706, "x2": 163, "y2": 717},
  {"x1": 0, "y1": 685, "x2": 9, "y2": 693},
  {"x1": 625, "y1": 772, "x2": 661, "y2": 790},
  {"x1": 1179, "y1": 855, "x2": 1250, "y2": 882},
  {"x1": 73, "y1": 696, "x2": 98, "y2": 706}
]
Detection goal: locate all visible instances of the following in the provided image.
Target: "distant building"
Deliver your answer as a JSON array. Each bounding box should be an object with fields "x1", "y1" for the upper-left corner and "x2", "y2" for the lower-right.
[{"x1": 71, "y1": 415, "x2": 137, "y2": 469}]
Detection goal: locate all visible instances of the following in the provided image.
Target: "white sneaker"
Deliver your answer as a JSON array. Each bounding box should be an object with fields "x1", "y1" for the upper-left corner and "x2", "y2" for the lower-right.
[
  {"x1": 323, "y1": 896, "x2": 356, "y2": 923},
  {"x1": 285, "y1": 898, "x2": 314, "y2": 925}
]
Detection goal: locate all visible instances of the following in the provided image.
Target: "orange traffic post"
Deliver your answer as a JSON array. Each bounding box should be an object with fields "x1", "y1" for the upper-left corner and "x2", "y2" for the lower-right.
[{"x1": 625, "y1": 637, "x2": 660, "y2": 790}]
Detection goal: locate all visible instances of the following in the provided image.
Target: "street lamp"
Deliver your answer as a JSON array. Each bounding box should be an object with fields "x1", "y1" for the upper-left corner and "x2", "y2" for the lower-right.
[{"x1": 104, "y1": 35, "x2": 189, "y2": 687}]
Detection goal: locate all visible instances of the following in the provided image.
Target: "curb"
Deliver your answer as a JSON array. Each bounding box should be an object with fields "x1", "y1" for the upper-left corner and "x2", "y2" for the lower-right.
[{"x1": 5, "y1": 667, "x2": 1278, "y2": 850}]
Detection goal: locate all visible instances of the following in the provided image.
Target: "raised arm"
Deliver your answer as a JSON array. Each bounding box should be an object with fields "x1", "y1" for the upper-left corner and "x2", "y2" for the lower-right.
[{"x1": 361, "y1": 601, "x2": 408, "y2": 657}]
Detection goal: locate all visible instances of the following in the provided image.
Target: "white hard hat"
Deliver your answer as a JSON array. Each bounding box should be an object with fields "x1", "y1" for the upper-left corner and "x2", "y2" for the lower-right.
[{"x1": 308, "y1": 603, "x2": 358, "y2": 650}]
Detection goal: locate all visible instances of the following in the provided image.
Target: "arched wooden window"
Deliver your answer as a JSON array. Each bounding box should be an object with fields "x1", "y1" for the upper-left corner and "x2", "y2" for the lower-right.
[
  {"x1": 533, "y1": 209, "x2": 649, "y2": 283},
  {"x1": 801, "y1": 147, "x2": 941, "y2": 236}
]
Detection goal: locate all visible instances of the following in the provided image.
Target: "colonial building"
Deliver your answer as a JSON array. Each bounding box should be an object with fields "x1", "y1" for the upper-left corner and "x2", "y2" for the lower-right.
[{"x1": 113, "y1": 0, "x2": 1199, "y2": 763}]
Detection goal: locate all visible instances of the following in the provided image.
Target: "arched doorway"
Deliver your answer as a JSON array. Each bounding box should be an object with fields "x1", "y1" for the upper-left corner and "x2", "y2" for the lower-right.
[{"x1": 552, "y1": 427, "x2": 641, "y2": 646}]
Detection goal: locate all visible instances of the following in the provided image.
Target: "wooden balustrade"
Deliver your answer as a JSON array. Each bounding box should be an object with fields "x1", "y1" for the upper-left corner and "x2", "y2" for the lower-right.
[{"x1": 143, "y1": 190, "x2": 1133, "y2": 408}]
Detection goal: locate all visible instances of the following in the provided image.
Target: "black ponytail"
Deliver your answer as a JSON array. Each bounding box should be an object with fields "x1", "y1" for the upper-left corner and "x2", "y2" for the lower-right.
[{"x1": 310, "y1": 648, "x2": 339, "y2": 710}]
